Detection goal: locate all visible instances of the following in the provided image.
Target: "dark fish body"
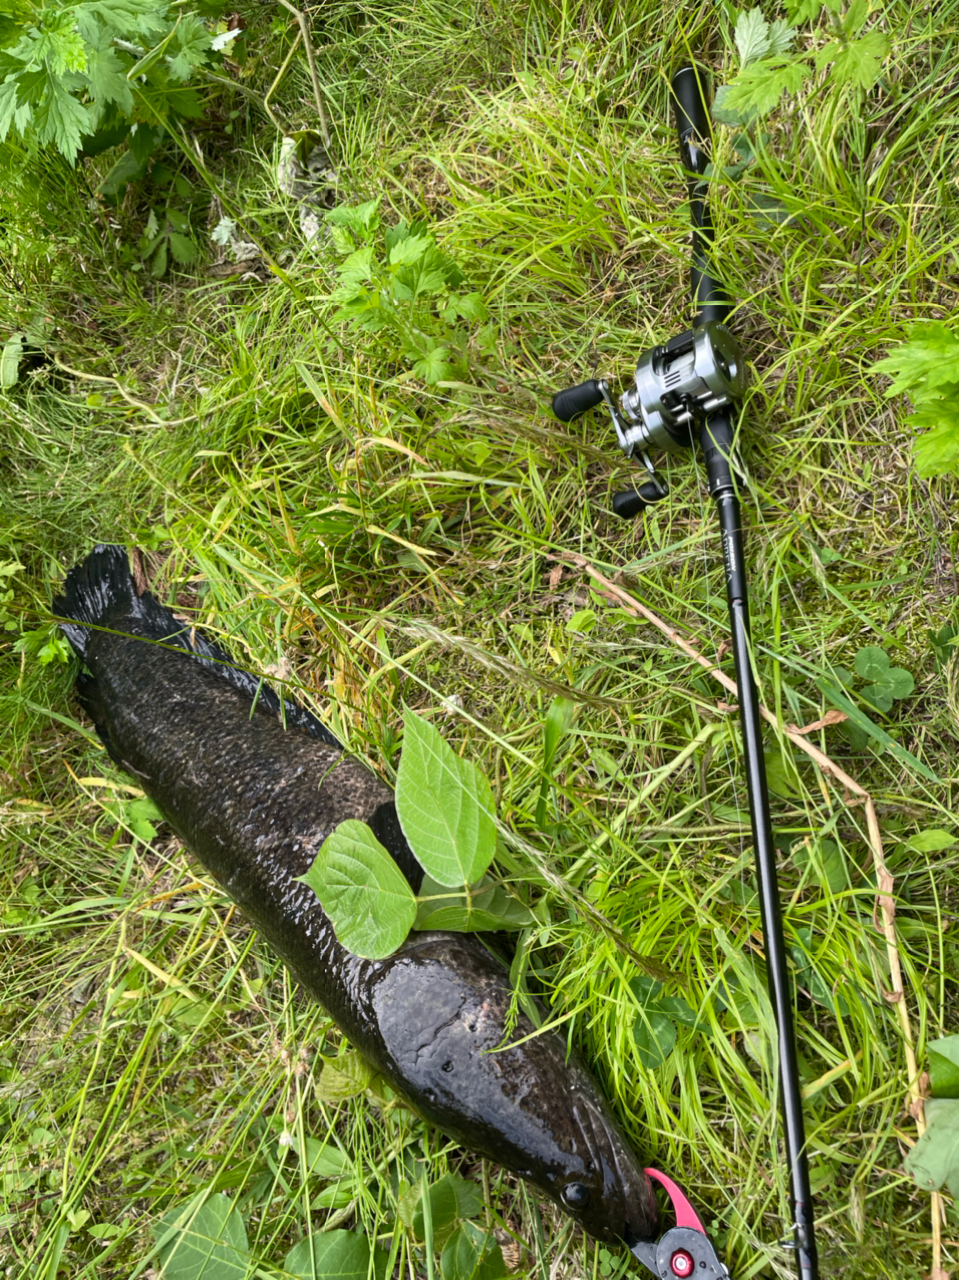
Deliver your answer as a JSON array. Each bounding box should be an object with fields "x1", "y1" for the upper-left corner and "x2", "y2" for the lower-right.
[{"x1": 55, "y1": 545, "x2": 659, "y2": 1248}]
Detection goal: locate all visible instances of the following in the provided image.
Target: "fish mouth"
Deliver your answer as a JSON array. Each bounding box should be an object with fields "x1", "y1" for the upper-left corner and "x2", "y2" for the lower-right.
[{"x1": 576, "y1": 1093, "x2": 660, "y2": 1245}]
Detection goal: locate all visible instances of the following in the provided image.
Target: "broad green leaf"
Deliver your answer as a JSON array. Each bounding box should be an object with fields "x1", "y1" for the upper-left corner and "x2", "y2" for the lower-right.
[
  {"x1": 444, "y1": 292, "x2": 487, "y2": 322},
  {"x1": 906, "y1": 830, "x2": 957, "y2": 854},
  {"x1": 151, "y1": 239, "x2": 169, "y2": 278},
  {"x1": 300, "y1": 819, "x2": 416, "y2": 958},
  {"x1": 566, "y1": 608, "x2": 597, "y2": 634},
  {"x1": 154, "y1": 1193, "x2": 249, "y2": 1280},
  {"x1": 1, "y1": 333, "x2": 23, "y2": 390},
  {"x1": 711, "y1": 83, "x2": 758, "y2": 127},
  {"x1": 632, "y1": 1010, "x2": 677, "y2": 1070},
  {"x1": 904, "y1": 1098, "x2": 959, "y2": 1199},
  {"x1": 854, "y1": 646, "x2": 889, "y2": 681},
  {"x1": 659, "y1": 995, "x2": 699, "y2": 1028},
  {"x1": 395, "y1": 710, "x2": 496, "y2": 887},
  {"x1": 284, "y1": 1230, "x2": 388, "y2": 1280},
  {"x1": 767, "y1": 18, "x2": 796, "y2": 54},
  {"x1": 315, "y1": 1051, "x2": 375, "y2": 1102},
  {"x1": 441, "y1": 1223, "x2": 508, "y2": 1280},
  {"x1": 98, "y1": 147, "x2": 146, "y2": 196},
  {"x1": 929, "y1": 1036, "x2": 959, "y2": 1099},
  {"x1": 413, "y1": 873, "x2": 534, "y2": 932},
  {"x1": 793, "y1": 837, "x2": 848, "y2": 893},
  {"x1": 874, "y1": 323, "x2": 959, "y2": 393},
  {"x1": 884, "y1": 666, "x2": 914, "y2": 699},
  {"x1": 288, "y1": 1136, "x2": 351, "y2": 1180},
  {"x1": 860, "y1": 684, "x2": 893, "y2": 714},
  {"x1": 412, "y1": 1174, "x2": 484, "y2": 1245}
]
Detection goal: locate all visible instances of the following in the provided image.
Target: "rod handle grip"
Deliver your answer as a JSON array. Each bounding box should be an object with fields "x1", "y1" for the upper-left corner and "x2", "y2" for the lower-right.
[{"x1": 552, "y1": 379, "x2": 604, "y2": 423}]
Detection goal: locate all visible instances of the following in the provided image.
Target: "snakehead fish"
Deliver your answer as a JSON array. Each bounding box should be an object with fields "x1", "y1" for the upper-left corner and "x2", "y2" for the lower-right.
[{"x1": 54, "y1": 544, "x2": 659, "y2": 1249}]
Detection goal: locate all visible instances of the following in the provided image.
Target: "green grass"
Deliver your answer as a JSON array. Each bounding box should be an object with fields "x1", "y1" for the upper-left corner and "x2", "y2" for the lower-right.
[{"x1": 2, "y1": 0, "x2": 959, "y2": 1277}]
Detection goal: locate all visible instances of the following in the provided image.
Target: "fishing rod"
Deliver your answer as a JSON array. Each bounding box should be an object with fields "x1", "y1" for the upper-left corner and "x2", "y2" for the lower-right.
[{"x1": 551, "y1": 66, "x2": 818, "y2": 1280}]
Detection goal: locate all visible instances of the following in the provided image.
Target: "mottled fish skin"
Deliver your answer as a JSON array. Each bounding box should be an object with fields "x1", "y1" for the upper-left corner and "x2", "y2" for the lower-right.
[{"x1": 54, "y1": 545, "x2": 659, "y2": 1249}]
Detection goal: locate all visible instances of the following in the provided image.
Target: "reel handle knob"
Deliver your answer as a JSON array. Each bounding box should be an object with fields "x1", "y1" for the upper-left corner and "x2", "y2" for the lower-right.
[
  {"x1": 552, "y1": 379, "x2": 604, "y2": 422},
  {"x1": 612, "y1": 481, "x2": 666, "y2": 519}
]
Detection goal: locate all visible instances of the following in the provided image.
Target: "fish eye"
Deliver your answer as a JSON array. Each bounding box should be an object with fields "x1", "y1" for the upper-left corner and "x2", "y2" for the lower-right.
[{"x1": 561, "y1": 1182, "x2": 591, "y2": 1210}]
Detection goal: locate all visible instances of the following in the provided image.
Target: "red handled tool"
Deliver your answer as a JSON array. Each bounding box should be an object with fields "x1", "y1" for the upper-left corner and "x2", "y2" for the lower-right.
[{"x1": 631, "y1": 1171, "x2": 730, "y2": 1280}]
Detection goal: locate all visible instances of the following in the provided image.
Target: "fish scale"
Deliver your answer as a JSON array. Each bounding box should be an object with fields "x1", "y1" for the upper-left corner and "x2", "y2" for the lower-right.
[{"x1": 55, "y1": 543, "x2": 659, "y2": 1250}]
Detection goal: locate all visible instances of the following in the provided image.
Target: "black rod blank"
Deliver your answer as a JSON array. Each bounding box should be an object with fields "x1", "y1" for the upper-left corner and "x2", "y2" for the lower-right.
[{"x1": 671, "y1": 66, "x2": 819, "y2": 1280}]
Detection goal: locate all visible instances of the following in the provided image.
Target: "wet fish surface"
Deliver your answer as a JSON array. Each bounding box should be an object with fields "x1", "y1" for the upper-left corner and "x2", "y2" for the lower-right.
[{"x1": 55, "y1": 544, "x2": 659, "y2": 1248}]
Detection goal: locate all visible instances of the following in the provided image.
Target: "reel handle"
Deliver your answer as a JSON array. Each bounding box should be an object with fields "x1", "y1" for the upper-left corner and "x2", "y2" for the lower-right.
[
  {"x1": 551, "y1": 379, "x2": 605, "y2": 422},
  {"x1": 612, "y1": 482, "x2": 666, "y2": 519}
]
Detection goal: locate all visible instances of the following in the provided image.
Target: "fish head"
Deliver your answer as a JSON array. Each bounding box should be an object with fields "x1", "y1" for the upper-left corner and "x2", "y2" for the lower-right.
[
  {"x1": 506, "y1": 1052, "x2": 661, "y2": 1249},
  {"x1": 369, "y1": 937, "x2": 660, "y2": 1249}
]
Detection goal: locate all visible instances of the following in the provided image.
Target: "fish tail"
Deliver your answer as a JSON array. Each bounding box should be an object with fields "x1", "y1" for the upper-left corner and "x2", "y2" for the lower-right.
[
  {"x1": 54, "y1": 543, "x2": 340, "y2": 748},
  {"x1": 53, "y1": 543, "x2": 139, "y2": 661}
]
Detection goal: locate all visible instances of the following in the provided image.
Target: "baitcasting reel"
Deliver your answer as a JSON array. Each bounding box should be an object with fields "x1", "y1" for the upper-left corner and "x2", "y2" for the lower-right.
[{"x1": 551, "y1": 319, "x2": 745, "y2": 518}]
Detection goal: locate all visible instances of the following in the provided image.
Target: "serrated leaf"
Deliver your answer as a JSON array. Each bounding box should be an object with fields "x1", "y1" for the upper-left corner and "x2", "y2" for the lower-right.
[
  {"x1": 388, "y1": 233, "x2": 433, "y2": 266},
  {"x1": 169, "y1": 232, "x2": 197, "y2": 265},
  {"x1": 284, "y1": 1230, "x2": 388, "y2": 1280},
  {"x1": 412, "y1": 345, "x2": 455, "y2": 386},
  {"x1": 326, "y1": 198, "x2": 380, "y2": 238},
  {"x1": 299, "y1": 819, "x2": 417, "y2": 959},
  {"x1": 32, "y1": 72, "x2": 92, "y2": 160},
  {"x1": 1, "y1": 333, "x2": 23, "y2": 390},
  {"x1": 151, "y1": 239, "x2": 169, "y2": 277},
  {"x1": 905, "y1": 1098, "x2": 959, "y2": 1198},
  {"x1": 767, "y1": 18, "x2": 796, "y2": 54},
  {"x1": 711, "y1": 83, "x2": 757, "y2": 128},
  {"x1": 168, "y1": 14, "x2": 211, "y2": 82},
  {"x1": 84, "y1": 40, "x2": 134, "y2": 113},
  {"x1": 723, "y1": 56, "x2": 808, "y2": 116},
  {"x1": 735, "y1": 8, "x2": 772, "y2": 66},
  {"x1": 395, "y1": 709, "x2": 496, "y2": 887},
  {"x1": 912, "y1": 392, "x2": 959, "y2": 477},
  {"x1": 854, "y1": 646, "x2": 890, "y2": 681},
  {"x1": 822, "y1": 29, "x2": 887, "y2": 90},
  {"x1": 874, "y1": 323, "x2": 959, "y2": 393},
  {"x1": 154, "y1": 1193, "x2": 249, "y2": 1280}
]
